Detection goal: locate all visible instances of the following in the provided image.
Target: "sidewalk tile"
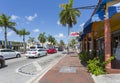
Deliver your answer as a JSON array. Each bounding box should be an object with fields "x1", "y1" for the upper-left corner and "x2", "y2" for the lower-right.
[{"x1": 39, "y1": 52, "x2": 94, "y2": 83}]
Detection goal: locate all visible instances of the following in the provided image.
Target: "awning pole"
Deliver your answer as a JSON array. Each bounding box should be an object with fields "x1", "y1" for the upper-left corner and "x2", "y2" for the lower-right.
[{"x1": 104, "y1": 3, "x2": 111, "y2": 69}]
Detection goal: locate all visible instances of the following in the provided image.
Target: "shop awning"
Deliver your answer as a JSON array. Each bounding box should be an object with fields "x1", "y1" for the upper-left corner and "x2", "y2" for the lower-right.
[
  {"x1": 78, "y1": 32, "x2": 86, "y2": 41},
  {"x1": 83, "y1": 2, "x2": 120, "y2": 35},
  {"x1": 83, "y1": 10, "x2": 104, "y2": 34},
  {"x1": 108, "y1": 2, "x2": 120, "y2": 18}
]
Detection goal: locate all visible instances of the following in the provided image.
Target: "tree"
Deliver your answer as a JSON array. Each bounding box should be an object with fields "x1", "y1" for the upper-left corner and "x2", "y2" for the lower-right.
[
  {"x1": 52, "y1": 38, "x2": 57, "y2": 46},
  {"x1": 0, "y1": 14, "x2": 17, "y2": 48},
  {"x1": 38, "y1": 32, "x2": 46, "y2": 46},
  {"x1": 17, "y1": 28, "x2": 30, "y2": 52},
  {"x1": 47, "y1": 35, "x2": 56, "y2": 45},
  {"x1": 70, "y1": 38, "x2": 76, "y2": 48},
  {"x1": 28, "y1": 37, "x2": 35, "y2": 43},
  {"x1": 59, "y1": 40, "x2": 65, "y2": 47},
  {"x1": 59, "y1": 0, "x2": 80, "y2": 35}
]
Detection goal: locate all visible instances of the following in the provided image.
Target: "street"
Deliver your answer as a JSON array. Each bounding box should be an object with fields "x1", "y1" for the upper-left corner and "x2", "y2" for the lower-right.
[{"x1": 0, "y1": 52, "x2": 65, "y2": 83}]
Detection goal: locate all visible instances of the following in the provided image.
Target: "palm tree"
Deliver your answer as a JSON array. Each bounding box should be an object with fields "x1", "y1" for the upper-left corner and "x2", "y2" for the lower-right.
[
  {"x1": 59, "y1": 0, "x2": 81, "y2": 35},
  {"x1": 47, "y1": 35, "x2": 56, "y2": 45},
  {"x1": 28, "y1": 37, "x2": 35, "y2": 43},
  {"x1": 0, "y1": 14, "x2": 17, "y2": 48},
  {"x1": 70, "y1": 38, "x2": 76, "y2": 48},
  {"x1": 60, "y1": 40, "x2": 65, "y2": 47},
  {"x1": 47, "y1": 35, "x2": 53, "y2": 45},
  {"x1": 38, "y1": 32, "x2": 46, "y2": 46},
  {"x1": 17, "y1": 28, "x2": 30, "y2": 52},
  {"x1": 28, "y1": 37, "x2": 35, "y2": 47},
  {"x1": 52, "y1": 37, "x2": 57, "y2": 46}
]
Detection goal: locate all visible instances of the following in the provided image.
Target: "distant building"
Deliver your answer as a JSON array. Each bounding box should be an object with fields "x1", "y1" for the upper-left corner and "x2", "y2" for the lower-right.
[{"x1": 0, "y1": 40, "x2": 23, "y2": 51}]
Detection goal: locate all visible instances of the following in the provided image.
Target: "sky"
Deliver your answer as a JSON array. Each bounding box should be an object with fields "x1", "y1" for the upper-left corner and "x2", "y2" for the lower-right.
[{"x1": 0, "y1": 0, "x2": 98, "y2": 43}]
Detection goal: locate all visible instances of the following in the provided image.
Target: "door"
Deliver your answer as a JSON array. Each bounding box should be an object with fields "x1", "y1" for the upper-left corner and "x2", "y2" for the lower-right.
[{"x1": 1, "y1": 50, "x2": 8, "y2": 59}]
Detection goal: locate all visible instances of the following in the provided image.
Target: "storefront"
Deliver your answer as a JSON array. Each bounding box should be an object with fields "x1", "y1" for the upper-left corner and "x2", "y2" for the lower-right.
[
  {"x1": 79, "y1": 0, "x2": 120, "y2": 69},
  {"x1": 0, "y1": 40, "x2": 23, "y2": 51}
]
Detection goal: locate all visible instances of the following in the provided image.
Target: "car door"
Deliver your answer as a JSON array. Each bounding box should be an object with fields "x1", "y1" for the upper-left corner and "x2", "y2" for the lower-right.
[
  {"x1": 38, "y1": 49, "x2": 43, "y2": 56},
  {"x1": 10, "y1": 50, "x2": 16, "y2": 58},
  {"x1": 1, "y1": 50, "x2": 8, "y2": 59},
  {"x1": 7, "y1": 49, "x2": 13, "y2": 58}
]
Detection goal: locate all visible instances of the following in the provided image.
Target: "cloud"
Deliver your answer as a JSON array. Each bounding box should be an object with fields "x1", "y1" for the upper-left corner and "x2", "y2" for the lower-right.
[
  {"x1": 55, "y1": 33, "x2": 66, "y2": 38},
  {"x1": 33, "y1": 28, "x2": 40, "y2": 33},
  {"x1": 57, "y1": 20, "x2": 61, "y2": 26},
  {"x1": 11, "y1": 15, "x2": 19, "y2": 20},
  {"x1": 26, "y1": 13, "x2": 37, "y2": 21},
  {"x1": 0, "y1": 29, "x2": 2, "y2": 33},
  {"x1": 7, "y1": 31, "x2": 14, "y2": 37}
]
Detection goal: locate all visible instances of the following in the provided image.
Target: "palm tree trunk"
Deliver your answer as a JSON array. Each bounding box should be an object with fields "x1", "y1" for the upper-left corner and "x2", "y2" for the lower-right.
[
  {"x1": 67, "y1": 26, "x2": 70, "y2": 54},
  {"x1": 68, "y1": 27, "x2": 70, "y2": 36},
  {"x1": 4, "y1": 27, "x2": 8, "y2": 48},
  {"x1": 23, "y1": 35, "x2": 26, "y2": 53}
]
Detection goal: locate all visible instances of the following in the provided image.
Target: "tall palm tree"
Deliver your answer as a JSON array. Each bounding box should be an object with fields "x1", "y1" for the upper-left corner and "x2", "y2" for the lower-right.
[
  {"x1": 17, "y1": 28, "x2": 30, "y2": 52},
  {"x1": 38, "y1": 32, "x2": 46, "y2": 46},
  {"x1": 59, "y1": 0, "x2": 81, "y2": 35},
  {"x1": 0, "y1": 14, "x2": 17, "y2": 48},
  {"x1": 47, "y1": 35, "x2": 55, "y2": 45}
]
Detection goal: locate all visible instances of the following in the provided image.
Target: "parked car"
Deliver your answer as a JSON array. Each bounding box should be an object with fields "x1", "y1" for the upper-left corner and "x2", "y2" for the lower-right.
[
  {"x1": 25, "y1": 48, "x2": 47, "y2": 58},
  {"x1": 0, "y1": 57, "x2": 5, "y2": 68},
  {"x1": 58, "y1": 46, "x2": 63, "y2": 51},
  {"x1": 0, "y1": 49, "x2": 21, "y2": 59},
  {"x1": 29, "y1": 46, "x2": 45, "y2": 50},
  {"x1": 46, "y1": 48, "x2": 57, "y2": 54}
]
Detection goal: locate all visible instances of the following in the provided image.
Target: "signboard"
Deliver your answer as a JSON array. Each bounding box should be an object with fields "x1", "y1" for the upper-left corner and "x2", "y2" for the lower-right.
[{"x1": 70, "y1": 32, "x2": 79, "y2": 37}]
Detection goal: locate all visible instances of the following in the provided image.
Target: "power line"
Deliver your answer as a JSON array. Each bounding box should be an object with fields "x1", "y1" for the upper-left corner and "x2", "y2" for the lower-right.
[{"x1": 73, "y1": 5, "x2": 97, "y2": 9}]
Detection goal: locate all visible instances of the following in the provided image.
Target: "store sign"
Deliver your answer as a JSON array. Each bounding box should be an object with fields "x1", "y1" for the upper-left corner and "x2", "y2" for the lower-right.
[
  {"x1": 10, "y1": 42, "x2": 23, "y2": 46},
  {"x1": 70, "y1": 32, "x2": 79, "y2": 37}
]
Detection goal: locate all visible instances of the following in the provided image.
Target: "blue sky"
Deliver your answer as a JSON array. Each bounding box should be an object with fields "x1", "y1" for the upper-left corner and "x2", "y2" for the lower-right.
[{"x1": 0, "y1": 0, "x2": 98, "y2": 43}]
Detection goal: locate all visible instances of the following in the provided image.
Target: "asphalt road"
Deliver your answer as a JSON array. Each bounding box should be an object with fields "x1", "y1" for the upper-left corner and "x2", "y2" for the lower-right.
[{"x1": 0, "y1": 52, "x2": 65, "y2": 83}]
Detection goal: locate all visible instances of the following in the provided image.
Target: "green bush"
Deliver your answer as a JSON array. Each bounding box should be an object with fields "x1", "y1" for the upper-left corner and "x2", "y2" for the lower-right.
[
  {"x1": 78, "y1": 51, "x2": 93, "y2": 64},
  {"x1": 87, "y1": 57, "x2": 106, "y2": 76},
  {"x1": 87, "y1": 56, "x2": 115, "y2": 76}
]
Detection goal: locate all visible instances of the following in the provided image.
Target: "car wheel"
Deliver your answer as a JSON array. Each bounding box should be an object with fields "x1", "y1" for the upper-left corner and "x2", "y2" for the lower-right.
[
  {"x1": 16, "y1": 54, "x2": 21, "y2": 58},
  {"x1": 45, "y1": 53, "x2": 47, "y2": 56},
  {"x1": 0, "y1": 62, "x2": 2, "y2": 68}
]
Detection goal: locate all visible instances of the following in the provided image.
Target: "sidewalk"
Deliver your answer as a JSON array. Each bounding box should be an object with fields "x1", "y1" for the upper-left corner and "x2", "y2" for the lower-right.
[{"x1": 39, "y1": 52, "x2": 94, "y2": 83}]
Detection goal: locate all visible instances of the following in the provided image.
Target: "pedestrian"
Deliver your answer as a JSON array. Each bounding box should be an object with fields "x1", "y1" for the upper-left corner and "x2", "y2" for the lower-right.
[{"x1": 66, "y1": 46, "x2": 69, "y2": 54}]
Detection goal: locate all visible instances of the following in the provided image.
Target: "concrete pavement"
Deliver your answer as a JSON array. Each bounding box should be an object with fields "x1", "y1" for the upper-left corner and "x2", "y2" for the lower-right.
[
  {"x1": 39, "y1": 52, "x2": 94, "y2": 83},
  {"x1": 38, "y1": 52, "x2": 120, "y2": 83},
  {"x1": 17, "y1": 52, "x2": 120, "y2": 83}
]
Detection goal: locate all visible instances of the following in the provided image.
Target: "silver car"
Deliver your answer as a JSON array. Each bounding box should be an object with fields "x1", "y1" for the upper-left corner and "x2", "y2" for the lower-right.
[
  {"x1": 25, "y1": 48, "x2": 47, "y2": 58},
  {"x1": 0, "y1": 49, "x2": 21, "y2": 59}
]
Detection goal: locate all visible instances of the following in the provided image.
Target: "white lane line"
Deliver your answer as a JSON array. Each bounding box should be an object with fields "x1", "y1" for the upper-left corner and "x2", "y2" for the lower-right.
[{"x1": 33, "y1": 62, "x2": 42, "y2": 71}]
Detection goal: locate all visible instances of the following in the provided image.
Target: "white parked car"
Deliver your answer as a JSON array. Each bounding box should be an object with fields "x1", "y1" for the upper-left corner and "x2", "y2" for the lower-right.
[
  {"x1": 0, "y1": 49, "x2": 21, "y2": 59},
  {"x1": 25, "y1": 48, "x2": 47, "y2": 58}
]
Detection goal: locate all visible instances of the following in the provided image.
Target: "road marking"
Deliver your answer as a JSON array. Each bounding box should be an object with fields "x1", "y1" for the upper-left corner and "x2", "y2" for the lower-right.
[
  {"x1": 16, "y1": 63, "x2": 35, "y2": 76},
  {"x1": 33, "y1": 62, "x2": 42, "y2": 71}
]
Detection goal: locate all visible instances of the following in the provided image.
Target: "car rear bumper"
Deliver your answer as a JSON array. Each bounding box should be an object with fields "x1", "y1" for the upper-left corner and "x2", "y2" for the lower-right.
[{"x1": 25, "y1": 54, "x2": 38, "y2": 58}]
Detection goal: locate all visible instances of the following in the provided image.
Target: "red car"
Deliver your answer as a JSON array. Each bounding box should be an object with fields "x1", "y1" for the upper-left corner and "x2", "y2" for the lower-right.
[{"x1": 46, "y1": 48, "x2": 57, "y2": 54}]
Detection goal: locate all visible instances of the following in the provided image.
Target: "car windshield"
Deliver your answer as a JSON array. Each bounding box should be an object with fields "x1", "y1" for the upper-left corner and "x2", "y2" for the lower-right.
[{"x1": 30, "y1": 46, "x2": 36, "y2": 49}]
